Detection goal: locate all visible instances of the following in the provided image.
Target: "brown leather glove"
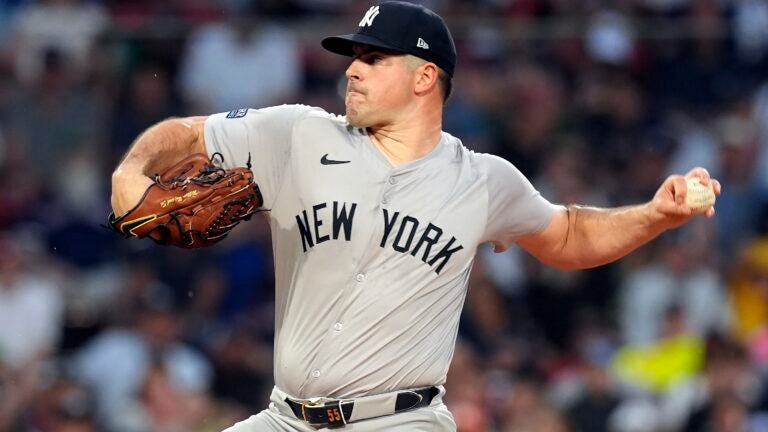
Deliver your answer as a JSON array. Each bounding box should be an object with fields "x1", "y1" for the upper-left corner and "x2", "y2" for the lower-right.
[{"x1": 108, "y1": 153, "x2": 262, "y2": 248}]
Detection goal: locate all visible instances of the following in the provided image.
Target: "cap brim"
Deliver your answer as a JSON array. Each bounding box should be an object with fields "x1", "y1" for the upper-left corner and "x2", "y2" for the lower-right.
[{"x1": 321, "y1": 33, "x2": 405, "y2": 57}]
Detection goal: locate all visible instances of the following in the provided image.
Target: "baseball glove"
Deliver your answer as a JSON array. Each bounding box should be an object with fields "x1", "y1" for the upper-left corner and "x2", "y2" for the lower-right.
[{"x1": 108, "y1": 152, "x2": 262, "y2": 248}]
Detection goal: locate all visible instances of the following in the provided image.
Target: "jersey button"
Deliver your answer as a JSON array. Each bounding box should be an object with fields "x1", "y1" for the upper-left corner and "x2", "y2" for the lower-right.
[
  {"x1": 312, "y1": 370, "x2": 321, "y2": 378},
  {"x1": 388, "y1": 177, "x2": 396, "y2": 185},
  {"x1": 334, "y1": 322, "x2": 343, "y2": 331},
  {"x1": 381, "y1": 196, "x2": 388, "y2": 204},
  {"x1": 355, "y1": 273, "x2": 366, "y2": 282}
]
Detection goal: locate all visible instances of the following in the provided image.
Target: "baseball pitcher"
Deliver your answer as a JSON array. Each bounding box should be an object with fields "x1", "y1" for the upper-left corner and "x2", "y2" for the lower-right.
[{"x1": 109, "y1": 2, "x2": 720, "y2": 431}]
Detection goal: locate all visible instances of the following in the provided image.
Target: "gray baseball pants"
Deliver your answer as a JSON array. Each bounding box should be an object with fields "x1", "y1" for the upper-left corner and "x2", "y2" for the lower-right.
[{"x1": 222, "y1": 386, "x2": 457, "y2": 431}]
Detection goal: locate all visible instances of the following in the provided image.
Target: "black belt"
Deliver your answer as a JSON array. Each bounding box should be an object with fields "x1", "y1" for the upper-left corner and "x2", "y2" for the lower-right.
[{"x1": 285, "y1": 386, "x2": 439, "y2": 428}]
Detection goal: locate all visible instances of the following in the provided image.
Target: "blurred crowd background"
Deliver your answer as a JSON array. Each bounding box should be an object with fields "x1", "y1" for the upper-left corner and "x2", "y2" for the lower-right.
[{"x1": 1, "y1": 0, "x2": 768, "y2": 431}]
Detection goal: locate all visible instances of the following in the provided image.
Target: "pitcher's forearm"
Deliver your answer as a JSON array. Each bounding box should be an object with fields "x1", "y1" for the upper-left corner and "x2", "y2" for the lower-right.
[
  {"x1": 111, "y1": 117, "x2": 207, "y2": 216},
  {"x1": 563, "y1": 203, "x2": 668, "y2": 268},
  {"x1": 116, "y1": 117, "x2": 207, "y2": 177},
  {"x1": 519, "y1": 170, "x2": 719, "y2": 270}
]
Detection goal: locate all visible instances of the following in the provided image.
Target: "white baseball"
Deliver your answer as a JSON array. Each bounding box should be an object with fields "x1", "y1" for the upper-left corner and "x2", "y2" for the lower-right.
[{"x1": 685, "y1": 177, "x2": 716, "y2": 212}]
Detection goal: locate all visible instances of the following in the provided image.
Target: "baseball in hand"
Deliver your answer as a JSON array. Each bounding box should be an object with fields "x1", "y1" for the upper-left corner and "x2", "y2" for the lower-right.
[{"x1": 685, "y1": 177, "x2": 716, "y2": 212}]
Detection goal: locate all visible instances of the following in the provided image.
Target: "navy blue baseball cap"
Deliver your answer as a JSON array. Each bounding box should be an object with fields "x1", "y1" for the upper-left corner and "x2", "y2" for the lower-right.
[{"x1": 322, "y1": 1, "x2": 457, "y2": 77}]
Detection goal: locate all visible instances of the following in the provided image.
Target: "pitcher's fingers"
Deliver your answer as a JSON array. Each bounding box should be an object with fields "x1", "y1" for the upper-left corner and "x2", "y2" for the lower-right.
[
  {"x1": 671, "y1": 175, "x2": 688, "y2": 205},
  {"x1": 686, "y1": 167, "x2": 711, "y2": 184},
  {"x1": 712, "y1": 179, "x2": 722, "y2": 195}
]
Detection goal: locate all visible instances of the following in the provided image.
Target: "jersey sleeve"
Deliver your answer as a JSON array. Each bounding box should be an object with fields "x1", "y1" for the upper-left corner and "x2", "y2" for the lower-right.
[
  {"x1": 204, "y1": 104, "x2": 317, "y2": 209},
  {"x1": 479, "y1": 154, "x2": 558, "y2": 251}
]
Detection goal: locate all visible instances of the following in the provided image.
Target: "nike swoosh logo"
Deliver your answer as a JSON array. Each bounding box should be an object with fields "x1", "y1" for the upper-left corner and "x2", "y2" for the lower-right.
[
  {"x1": 321, "y1": 154, "x2": 350, "y2": 165},
  {"x1": 120, "y1": 214, "x2": 157, "y2": 236}
]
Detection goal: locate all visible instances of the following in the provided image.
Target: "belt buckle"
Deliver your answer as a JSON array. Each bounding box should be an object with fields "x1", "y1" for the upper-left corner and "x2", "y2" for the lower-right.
[
  {"x1": 300, "y1": 398, "x2": 323, "y2": 425},
  {"x1": 301, "y1": 399, "x2": 347, "y2": 428}
]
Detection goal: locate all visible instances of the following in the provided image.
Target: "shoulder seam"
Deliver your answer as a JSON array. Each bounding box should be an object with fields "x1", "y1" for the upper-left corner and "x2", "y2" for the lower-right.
[{"x1": 270, "y1": 105, "x2": 318, "y2": 209}]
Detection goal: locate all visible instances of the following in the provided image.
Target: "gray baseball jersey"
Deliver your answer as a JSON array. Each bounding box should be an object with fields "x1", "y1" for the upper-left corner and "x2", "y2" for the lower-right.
[{"x1": 204, "y1": 104, "x2": 556, "y2": 400}]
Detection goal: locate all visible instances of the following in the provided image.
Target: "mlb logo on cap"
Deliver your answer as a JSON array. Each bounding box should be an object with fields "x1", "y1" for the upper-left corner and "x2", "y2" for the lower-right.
[{"x1": 322, "y1": 1, "x2": 457, "y2": 77}]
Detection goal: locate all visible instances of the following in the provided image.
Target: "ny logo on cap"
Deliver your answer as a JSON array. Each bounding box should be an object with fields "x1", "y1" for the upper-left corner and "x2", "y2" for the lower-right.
[{"x1": 359, "y1": 6, "x2": 380, "y2": 27}]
